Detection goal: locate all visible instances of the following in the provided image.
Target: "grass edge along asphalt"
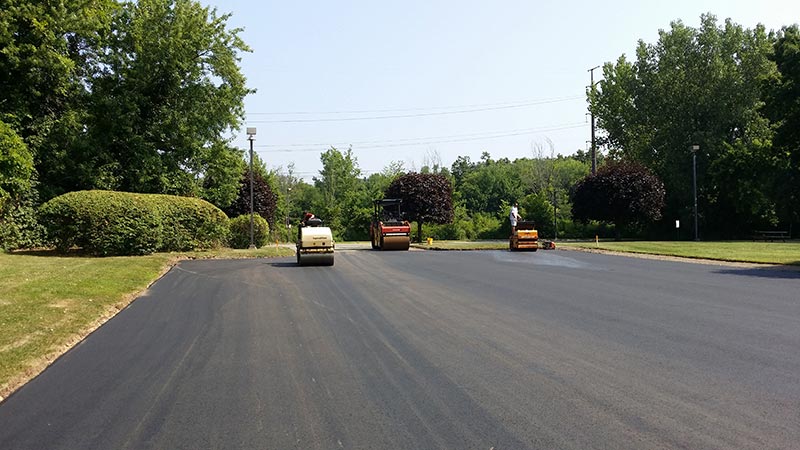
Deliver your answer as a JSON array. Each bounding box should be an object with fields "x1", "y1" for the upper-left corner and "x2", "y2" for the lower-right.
[{"x1": 0, "y1": 246, "x2": 295, "y2": 401}]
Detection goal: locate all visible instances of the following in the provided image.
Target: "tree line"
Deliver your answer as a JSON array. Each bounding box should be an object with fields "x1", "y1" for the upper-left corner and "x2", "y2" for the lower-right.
[
  {"x1": 3, "y1": 6, "x2": 798, "y2": 249},
  {"x1": 591, "y1": 14, "x2": 800, "y2": 238},
  {"x1": 270, "y1": 147, "x2": 598, "y2": 243}
]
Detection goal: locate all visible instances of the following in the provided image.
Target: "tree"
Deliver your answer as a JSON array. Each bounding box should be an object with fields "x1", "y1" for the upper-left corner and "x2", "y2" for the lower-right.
[
  {"x1": 450, "y1": 155, "x2": 476, "y2": 191},
  {"x1": 571, "y1": 162, "x2": 665, "y2": 238},
  {"x1": 224, "y1": 169, "x2": 278, "y2": 226},
  {"x1": 199, "y1": 143, "x2": 246, "y2": 209},
  {"x1": 0, "y1": 0, "x2": 115, "y2": 199},
  {"x1": 590, "y1": 14, "x2": 778, "y2": 236},
  {"x1": 313, "y1": 147, "x2": 363, "y2": 239},
  {"x1": 0, "y1": 120, "x2": 41, "y2": 249},
  {"x1": 458, "y1": 157, "x2": 524, "y2": 214},
  {"x1": 0, "y1": 121, "x2": 33, "y2": 209},
  {"x1": 767, "y1": 25, "x2": 800, "y2": 231},
  {"x1": 37, "y1": 0, "x2": 253, "y2": 198},
  {"x1": 519, "y1": 192, "x2": 555, "y2": 237},
  {"x1": 385, "y1": 173, "x2": 454, "y2": 242}
]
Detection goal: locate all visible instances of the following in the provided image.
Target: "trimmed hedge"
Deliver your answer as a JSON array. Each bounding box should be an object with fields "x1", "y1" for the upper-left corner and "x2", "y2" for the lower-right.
[
  {"x1": 39, "y1": 190, "x2": 228, "y2": 255},
  {"x1": 228, "y1": 214, "x2": 270, "y2": 249}
]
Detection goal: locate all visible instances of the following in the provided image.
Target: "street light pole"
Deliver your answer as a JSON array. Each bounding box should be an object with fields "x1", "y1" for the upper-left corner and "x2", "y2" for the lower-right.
[
  {"x1": 247, "y1": 127, "x2": 257, "y2": 248},
  {"x1": 691, "y1": 144, "x2": 700, "y2": 241}
]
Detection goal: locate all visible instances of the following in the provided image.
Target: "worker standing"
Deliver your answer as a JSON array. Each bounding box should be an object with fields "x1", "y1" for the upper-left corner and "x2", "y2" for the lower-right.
[{"x1": 509, "y1": 202, "x2": 521, "y2": 233}]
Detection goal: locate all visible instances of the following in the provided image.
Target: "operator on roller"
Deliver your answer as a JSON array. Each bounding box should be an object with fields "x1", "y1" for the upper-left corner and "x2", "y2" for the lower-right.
[
  {"x1": 509, "y1": 202, "x2": 521, "y2": 233},
  {"x1": 301, "y1": 211, "x2": 316, "y2": 226},
  {"x1": 298, "y1": 211, "x2": 316, "y2": 238}
]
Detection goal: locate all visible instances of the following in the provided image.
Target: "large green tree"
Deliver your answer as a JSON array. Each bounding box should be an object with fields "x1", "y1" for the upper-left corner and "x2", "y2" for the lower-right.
[
  {"x1": 36, "y1": 0, "x2": 252, "y2": 199},
  {"x1": 0, "y1": 0, "x2": 115, "y2": 201},
  {"x1": 457, "y1": 154, "x2": 524, "y2": 214},
  {"x1": 313, "y1": 147, "x2": 363, "y2": 239},
  {"x1": 767, "y1": 25, "x2": 800, "y2": 231},
  {"x1": 591, "y1": 14, "x2": 779, "y2": 236}
]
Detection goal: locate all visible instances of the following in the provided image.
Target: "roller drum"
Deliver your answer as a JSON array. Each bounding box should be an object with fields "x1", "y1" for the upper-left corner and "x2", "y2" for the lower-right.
[
  {"x1": 381, "y1": 235, "x2": 410, "y2": 250},
  {"x1": 298, "y1": 252, "x2": 334, "y2": 266}
]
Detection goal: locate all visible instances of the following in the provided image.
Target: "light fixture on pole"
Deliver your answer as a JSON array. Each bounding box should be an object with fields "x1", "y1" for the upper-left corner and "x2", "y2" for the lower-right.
[
  {"x1": 247, "y1": 127, "x2": 257, "y2": 249},
  {"x1": 690, "y1": 144, "x2": 700, "y2": 241}
]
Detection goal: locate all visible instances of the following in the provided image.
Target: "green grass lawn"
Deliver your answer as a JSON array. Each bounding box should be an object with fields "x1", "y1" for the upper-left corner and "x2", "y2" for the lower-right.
[
  {"x1": 0, "y1": 246, "x2": 294, "y2": 399},
  {"x1": 558, "y1": 240, "x2": 800, "y2": 265}
]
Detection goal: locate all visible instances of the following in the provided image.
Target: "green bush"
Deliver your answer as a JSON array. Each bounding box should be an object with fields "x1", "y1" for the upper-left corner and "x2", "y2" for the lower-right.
[
  {"x1": 228, "y1": 214, "x2": 270, "y2": 249},
  {"x1": 0, "y1": 121, "x2": 42, "y2": 251},
  {"x1": 152, "y1": 195, "x2": 229, "y2": 251},
  {"x1": 39, "y1": 190, "x2": 228, "y2": 255}
]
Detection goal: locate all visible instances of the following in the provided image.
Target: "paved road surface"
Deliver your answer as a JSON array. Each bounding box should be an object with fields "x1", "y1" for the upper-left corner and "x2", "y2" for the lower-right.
[{"x1": 1, "y1": 248, "x2": 798, "y2": 449}]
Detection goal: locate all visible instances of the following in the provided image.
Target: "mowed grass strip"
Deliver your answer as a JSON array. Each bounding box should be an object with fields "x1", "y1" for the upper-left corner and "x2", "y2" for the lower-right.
[
  {"x1": 559, "y1": 240, "x2": 800, "y2": 265},
  {"x1": 0, "y1": 246, "x2": 295, "y2": 399}
]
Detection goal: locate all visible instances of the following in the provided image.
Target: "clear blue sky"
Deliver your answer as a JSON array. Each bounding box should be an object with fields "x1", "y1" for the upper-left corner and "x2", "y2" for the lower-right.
[{"x1": 201, "y1": 0, "x2": 799, "y2": 181}]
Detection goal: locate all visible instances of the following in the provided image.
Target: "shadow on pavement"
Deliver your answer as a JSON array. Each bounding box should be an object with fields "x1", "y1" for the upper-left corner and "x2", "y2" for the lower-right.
[
  {"x1": 265, "y1": 261, "x2": 301, "y2": 268},
  {"x1": 715, "y1": 266, "x2": 800, "y2": 279}
]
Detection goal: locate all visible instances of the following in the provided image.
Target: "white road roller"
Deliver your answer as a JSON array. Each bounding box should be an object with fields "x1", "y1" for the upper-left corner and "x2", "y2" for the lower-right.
[{"x1": 296, "y1": 217, "x2": 335, "y2": 266}]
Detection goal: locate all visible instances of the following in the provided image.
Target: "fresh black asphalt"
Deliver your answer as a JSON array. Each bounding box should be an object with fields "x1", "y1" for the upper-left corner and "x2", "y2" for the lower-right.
[{"x1": 1, "y1": 248, "x2": 798, "y2": 449}]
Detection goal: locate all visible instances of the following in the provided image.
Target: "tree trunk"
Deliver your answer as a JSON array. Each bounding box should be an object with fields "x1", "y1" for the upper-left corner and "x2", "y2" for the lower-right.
[{"x1": 417, "y1": 220, "x2": 424, "y2": 243}]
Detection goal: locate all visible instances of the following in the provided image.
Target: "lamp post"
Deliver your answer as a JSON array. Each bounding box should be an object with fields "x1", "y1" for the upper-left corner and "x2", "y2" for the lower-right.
[
  {"x1": 691, "y1": 144, "x2": 700, "y2": 241},
  {"x1": 247, "y1": 127, "x2": 257, "y2": 248}
]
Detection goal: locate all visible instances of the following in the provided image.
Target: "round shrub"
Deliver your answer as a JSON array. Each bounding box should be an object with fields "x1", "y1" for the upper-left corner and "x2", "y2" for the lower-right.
[
  {"x1": 39, "y1": 190, "x2": 229, "y2": 255},
  {"x1": 228, "y1": 214, "x2": 270, "y2": 249},
  {"x1": 150, "y1": 194, "x2": 229, "y2": 251}
]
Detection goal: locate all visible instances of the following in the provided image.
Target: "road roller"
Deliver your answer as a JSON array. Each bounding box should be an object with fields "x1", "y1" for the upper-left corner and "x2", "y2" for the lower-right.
[
  {"x1": 509, "y1": 220, "x2": 539, "y2": 251},
  {"x1": 370, "y1": 199, "x2": 411, "y2": 250},
  {"x1": 296, "y1": 218, "x2": 335, "y2": 266}
]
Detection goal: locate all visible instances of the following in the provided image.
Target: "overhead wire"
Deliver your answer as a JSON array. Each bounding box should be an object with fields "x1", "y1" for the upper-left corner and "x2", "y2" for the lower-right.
[
  {"x1": 246, "y1": 96, "x2": 583, "y2": 123},
  {"x1": 255, "y1": 122, "x2": 585, "y2": 153},
  {"x1": 245, "y1": 95, "x2": 582, "y2": 116}
]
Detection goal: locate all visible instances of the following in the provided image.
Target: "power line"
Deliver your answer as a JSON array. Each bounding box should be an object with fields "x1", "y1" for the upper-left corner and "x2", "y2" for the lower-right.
[
  {"x1": 258, "y1": 123, "x2": 583, "y2": 148},
  {"x1": 255, "y1": 123, "x2": 585, "y2": 153},
  {"x1": 246, "y1": 96, "x2": 583, "y2": 123},
  {"x1": 245, "y1": 95, "x2": 583, "y2": 116}
]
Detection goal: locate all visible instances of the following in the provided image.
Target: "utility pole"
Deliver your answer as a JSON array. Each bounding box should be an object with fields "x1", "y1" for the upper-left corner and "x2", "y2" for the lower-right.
[{"x1": 588, "y1": 65, "x2": 600, "y2": 175}]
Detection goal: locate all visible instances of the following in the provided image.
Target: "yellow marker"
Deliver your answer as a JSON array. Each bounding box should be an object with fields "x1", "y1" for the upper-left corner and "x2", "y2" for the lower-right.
[{"x1": 595, "y1": 235, "x2": 599, "y2": 247}]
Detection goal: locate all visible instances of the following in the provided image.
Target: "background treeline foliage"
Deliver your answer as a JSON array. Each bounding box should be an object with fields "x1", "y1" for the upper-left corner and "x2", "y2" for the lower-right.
[
  {"x1": 3, "y1": 7, "x2": 800, "y2": 250},
  {"x1": 273, "y1": 147, "x2": 595, "y2": 242},
  {"x1": 591, "y1": 15, "x2": 800, "y2": 238}
]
